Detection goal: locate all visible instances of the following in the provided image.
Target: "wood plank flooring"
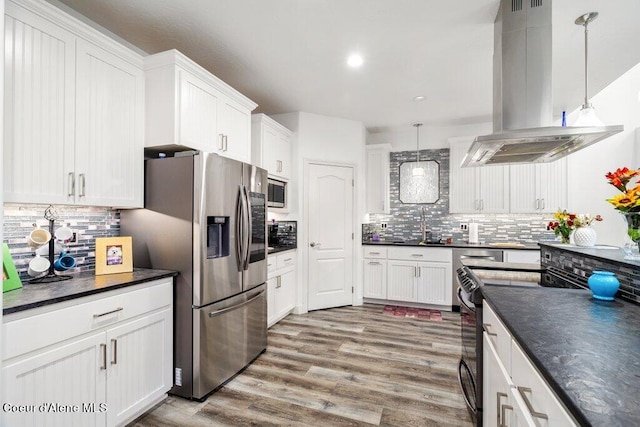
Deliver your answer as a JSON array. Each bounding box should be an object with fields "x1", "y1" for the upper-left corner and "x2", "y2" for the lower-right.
[{"x1": 130, "y1": 304, "x2": 473, "y2": 427}]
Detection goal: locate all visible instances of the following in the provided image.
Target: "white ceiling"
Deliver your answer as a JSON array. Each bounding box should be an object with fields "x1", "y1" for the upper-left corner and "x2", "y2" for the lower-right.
[{"x1": 53, "y1": 0, "x2": 640, "y2": 134}]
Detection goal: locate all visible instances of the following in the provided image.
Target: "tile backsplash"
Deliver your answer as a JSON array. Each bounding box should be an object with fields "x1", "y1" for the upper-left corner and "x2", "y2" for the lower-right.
[
  {"x1": 365, "y1": 149, "x2": 556, "y2": 243},
  {"x1": 3, "y1": 204, "x2": 120, "y2": 279}
]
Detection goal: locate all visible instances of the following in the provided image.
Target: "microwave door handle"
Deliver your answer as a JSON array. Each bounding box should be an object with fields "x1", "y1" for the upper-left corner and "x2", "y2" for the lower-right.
[
  {"x1": 243, "y1": 185, "x2": 252, "y2": 270},
  {"x1": 235, "y1": 185, "x2": 244, "y2": 271}
]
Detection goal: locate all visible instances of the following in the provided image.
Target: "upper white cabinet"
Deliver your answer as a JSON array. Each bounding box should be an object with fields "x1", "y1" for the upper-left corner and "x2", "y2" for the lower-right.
[
  {"x1": 3, "y1": 0, "x2": 144, "y2": 208},
  {"x1": 510, "y1": 160, "x2": 567, "y2": 213},
  {"x1": 145, "y1": 50, "x2": 257, "y2": 163},
  {"x1": 449, "y1": 138, "x2": 510, "y2": 213},
  {"x1": 251, "y1": 114, "x2": 293, "y2": 180},
  {"x1": 365, "y1": 144, "x2": 391, "y2": 214}
]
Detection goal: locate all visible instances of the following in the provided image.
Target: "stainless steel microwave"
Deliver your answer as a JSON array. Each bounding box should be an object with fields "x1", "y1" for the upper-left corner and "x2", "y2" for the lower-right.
[{"x1": 267, "y1": 178, "x2": 286, "y2": 208}]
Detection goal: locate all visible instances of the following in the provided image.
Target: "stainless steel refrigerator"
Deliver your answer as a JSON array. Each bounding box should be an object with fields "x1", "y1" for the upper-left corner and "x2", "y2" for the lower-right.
[{"x1": 121, "y1": 151, "x2": 268, "y2": 400}]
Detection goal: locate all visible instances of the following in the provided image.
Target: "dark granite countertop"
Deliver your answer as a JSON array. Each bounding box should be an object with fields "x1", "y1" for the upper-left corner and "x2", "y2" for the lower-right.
[
  {"x1": 482, "y1": 285, "x2": 640, "y2": 427},
  {"x1": 539, "y1": 241, "x2": 640, "y2": 268},
  {"x1": 3, "y1": 268, "x2": 177, "y2": 315},
  {"x1": 268, "y1": 245, "x2": 297, "y2": 255},
  {"x1": 363, "y1": 240, "x2": 540, "y2": 250}
]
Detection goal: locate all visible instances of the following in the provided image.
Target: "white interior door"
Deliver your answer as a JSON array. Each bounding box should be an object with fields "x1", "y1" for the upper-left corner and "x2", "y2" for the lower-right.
[{"x1": 307, "y1": 163, "x2": 354, "y2": 311}]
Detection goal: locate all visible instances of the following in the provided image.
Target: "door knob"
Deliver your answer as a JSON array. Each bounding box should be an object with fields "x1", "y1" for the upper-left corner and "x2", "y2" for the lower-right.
[{"x1": 310, "y1": 242, "x2": 321, "y2": 247}]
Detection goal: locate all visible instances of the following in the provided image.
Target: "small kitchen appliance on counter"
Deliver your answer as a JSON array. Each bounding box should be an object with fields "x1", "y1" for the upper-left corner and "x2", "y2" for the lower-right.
[{"x1": 121, "y1": 152, "x2": 268, "y2": 401}]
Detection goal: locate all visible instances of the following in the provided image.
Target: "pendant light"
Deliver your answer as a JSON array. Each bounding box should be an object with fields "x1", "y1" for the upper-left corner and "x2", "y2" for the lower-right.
[
  {"x1": 412, "y1": 123, "x2": 424, "y2": 177},
  {"x1": 574, "y1": 12, "x2": 604, "y2": 127}
]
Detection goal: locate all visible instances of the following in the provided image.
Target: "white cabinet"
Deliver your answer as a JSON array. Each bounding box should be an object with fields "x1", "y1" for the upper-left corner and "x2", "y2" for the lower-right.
[
  {"x1": 144, "y1": 50, "x2": 257, "y2": 163},
  {"x1": 365, "y1": 144, "x2": 391, "y2": 214},
  {"x1": 503, "y1": 249, "x2": 541, "y2": 264},
  {"x1": 510, "y1": 160, "x2": 567, "y2": 213},
  {"x1": 252, "y1": 114, "x2": 293, "y2": 180},
  {"x1": 363, "y1": 259, "x2": 387, "y2": 299},
  {"x1": 385, "y1": 247, "x2": 453, "y2": 307},
  {"x1": 449, "y1": 138, "x2": 510, "y2": 213},
  {"x1": 267, "y1": 250, "x2": 297, "y2": 327},
  {"x1": 482, "y1": 300, "x2": 578, "y2": 427},
  {"x1": 1, "y1": 279, "x2": 173, "y2": 427},
  {"x1": 3, "y1": 0, "x2": 144, "y2": 207}
]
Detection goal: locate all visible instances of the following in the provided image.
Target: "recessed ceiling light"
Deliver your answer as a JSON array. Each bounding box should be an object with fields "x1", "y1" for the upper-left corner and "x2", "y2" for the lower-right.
[
  {"x1": 413, "y1": 95, "x2": 426, "y2": 102},
  {"x1": 347, "y1": 54, "x2": 363, "y2": 68}
]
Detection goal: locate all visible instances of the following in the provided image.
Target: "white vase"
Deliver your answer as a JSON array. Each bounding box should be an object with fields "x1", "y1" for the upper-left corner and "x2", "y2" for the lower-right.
[{"x1": 574, "y1": 226, "x2": 597, "y2": 247}]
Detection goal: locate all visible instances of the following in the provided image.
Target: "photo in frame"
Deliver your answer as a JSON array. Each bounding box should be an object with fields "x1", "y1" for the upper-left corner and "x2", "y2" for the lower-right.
[
  {"x1": 95, "y1": 236, "x2": 133, "y2": 275},
  {"x1": 3, "y1": 243, "x2": 23, "y2": 293}
]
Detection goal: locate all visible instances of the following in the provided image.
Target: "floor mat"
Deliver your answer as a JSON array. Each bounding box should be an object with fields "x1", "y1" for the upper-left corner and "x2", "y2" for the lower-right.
[{"x1": 382, "y1": 305, "x2": 442, "y2": 321}]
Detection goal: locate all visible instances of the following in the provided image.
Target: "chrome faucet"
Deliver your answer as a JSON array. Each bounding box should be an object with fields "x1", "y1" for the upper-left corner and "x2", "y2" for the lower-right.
[{"x1": 420, "y1": 207, "x2": 429, "y2": 242}]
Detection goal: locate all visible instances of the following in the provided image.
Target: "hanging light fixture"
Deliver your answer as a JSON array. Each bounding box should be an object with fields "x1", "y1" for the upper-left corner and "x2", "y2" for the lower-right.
[
  {"x1": 574, "y1": 12, "x2": 604, "y2": 127},
  {"x1": 412, "y1": 123, "x2": 424, "y2": 177}
]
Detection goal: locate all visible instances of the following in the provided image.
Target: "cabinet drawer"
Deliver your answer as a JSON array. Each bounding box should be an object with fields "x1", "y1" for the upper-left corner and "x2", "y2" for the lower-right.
[
  {"x1": 277, "y1": 252, "x2": 296, "y2": 270},
  {"x1": 511, "y1": 341, "x2": 578, "y2": 426},
  {"x1": 2, "y1": 280, "x2": 172, "y2": 361},
  {"x1": 363, "y1": 247, "x2": 387, "y2": 259},
  {"x1": 483, "y1": 301, "x2": 512, "y2": 374},
  {"x1": 387, "y1": 246, "x2": 452, "y2": 263},
  {"x1": 267, "y1": 255, "x2": 277, "y2": 276}
]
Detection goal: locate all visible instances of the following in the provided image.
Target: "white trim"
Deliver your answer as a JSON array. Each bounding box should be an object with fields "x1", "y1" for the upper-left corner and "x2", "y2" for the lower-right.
[{"x1": 303, "y1": 159, "x2": 357, "y2": 312}]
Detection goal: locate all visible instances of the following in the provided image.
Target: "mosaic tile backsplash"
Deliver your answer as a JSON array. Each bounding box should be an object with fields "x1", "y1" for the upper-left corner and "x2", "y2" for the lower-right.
[
  {"x1": 3, "y1": 204, "x2": 120, "y2": 280},
  {"x1": 365, "y1": 149, "x2": 556, "y2": 243}
]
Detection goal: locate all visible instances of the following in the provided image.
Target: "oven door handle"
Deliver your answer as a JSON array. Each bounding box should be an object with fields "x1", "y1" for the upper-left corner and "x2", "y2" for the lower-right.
[
  {"x1": 457, "y1": 287, "x2": 475, "y2": 313},
  {"x1": 457, "y1": 358, "x2": 477, "y2": 415}
]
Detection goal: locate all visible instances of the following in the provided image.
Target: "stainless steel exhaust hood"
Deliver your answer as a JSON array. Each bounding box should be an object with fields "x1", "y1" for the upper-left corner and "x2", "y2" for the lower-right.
[{"x1": 462, "y1": 0, "x2": 623, "y2": 167}]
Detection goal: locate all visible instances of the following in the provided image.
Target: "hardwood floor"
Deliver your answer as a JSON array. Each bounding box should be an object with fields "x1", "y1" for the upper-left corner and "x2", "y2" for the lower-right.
[{"x1": 130, "y1": 304, "x2": 473, "y2": 427}]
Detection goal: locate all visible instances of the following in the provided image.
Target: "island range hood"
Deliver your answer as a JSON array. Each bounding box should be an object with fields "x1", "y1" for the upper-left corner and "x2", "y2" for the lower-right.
[{"x1": 462, "y1": 0, "x2": 623, "y2": 167}]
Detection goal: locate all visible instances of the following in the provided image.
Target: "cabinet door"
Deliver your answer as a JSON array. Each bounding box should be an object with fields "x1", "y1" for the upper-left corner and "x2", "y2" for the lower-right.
[
  {"x1": 261, "y1": 124, "x2": 280, "y2": 174},
  {"x1": 365, "y1": 147, "x2": 390, "y2": 214},
  {"x1": 416, "y1": 261, "x2": 451, "y2": 306},
  {"x1": 219, "y1": 96, "x2": 251, "y2": 163},
  {"x1": 277, "y1": 269, "x2": 296, "y2": 320},
  {"x1": 363, "y1": 259, "x2": 387, "y2": 299},
  {"x1": 178, "y1": 69, "x2": 220, "y2": 152},
  {"x1": 483, "y1": 332, "x2": 514, "y2": 427},
  {"x1": 276, "y1": 131, "x2": 292, "y2": 180},
  {"x1": 75, "y1": 39, "x2": 144, "y2": 207},
  {"x1": 105, "y1": 308, "x2": 172, "y2": 427},
  {"x1": 479, "y1": 164, "x2": 510, "y2": 213},
  {"x1": 387, "y1": 261, "x2": 416, "y2": 302},
  {"x1": 449, "y1": 141, "x2": 478, "y2": 213},
  {"x1": 537, "y1": 159, "x2": 567, "y2": 213},
  {"x1": 4, "y1": 4, "x2": 76, "y2": 204},
  {"x1": 1, "y1": 332, "x2": 107, "y2": 427},
  {"x1": 509, "y1": 164, "x2": 538, "y2": 213},
  {"x1": 267, "y1": 276, "x2": 278, "y2": 326}
]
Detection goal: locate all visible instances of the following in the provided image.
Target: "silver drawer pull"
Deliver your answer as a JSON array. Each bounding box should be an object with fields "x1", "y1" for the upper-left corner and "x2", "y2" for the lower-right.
[
  {"x1": 517, "y1": 386, "x2": 549, "y2": 420},
  {"x1": 111, "y1": 339, "x2": 118, "y2": 365},
  {"x1": 268, "y1": 263, "x2": 273, "y2": 267},
  {"x1": 100, "y1": 344, "x2": 107, "y2": 370},
  {"x1": 93, "y1": 307, "x2": 123, "y2": 318},
  {"x1": 411, "y1": 254, "x2": 424, "y2": 257},
  {"x1": 369, "y1": 251, "x2": 380, "y2": 255},
  {"x1": 497, "y1": 392, "x2": 508, "y2": 427},
  {"x1": 368, "y1": 261, "x2": 381, "y2": 265},
  {"x1": 483, "y1": 323, "x2": 497, "y2": 337},
  {"x1": 284, "y1": 258, "x2": 292, "y2": 262}
]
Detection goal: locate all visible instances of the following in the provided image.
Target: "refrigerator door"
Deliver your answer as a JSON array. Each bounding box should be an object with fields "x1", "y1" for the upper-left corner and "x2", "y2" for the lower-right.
[
  {"x1": 243, "y1": 163, "x2": 268, "y2": 291},
  {"x1": 195, "y1": 153, "x2": 244, "y2": 307},
  {"x1": 193, "y1": 283, "x2": 267, "y2": 399}
]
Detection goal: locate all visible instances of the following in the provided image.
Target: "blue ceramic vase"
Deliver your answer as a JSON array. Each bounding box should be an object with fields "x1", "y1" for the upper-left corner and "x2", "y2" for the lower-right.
[{"x1": 587, "y1": 271, "x2": 619, "y2": 301}]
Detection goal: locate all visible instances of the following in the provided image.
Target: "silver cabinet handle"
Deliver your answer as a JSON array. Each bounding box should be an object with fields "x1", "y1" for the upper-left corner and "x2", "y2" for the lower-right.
[
  {"x1": 480, "y1": 199, "x2": 484, "y2": 210},
  {"x1": 497, "y1": 391, "x2": 508, "y2": 427},
  {"x1": 411, "y1": 254, "x2": 424, "y2": 257},
  {"x1": 267, "y1": 263, "x2": 273, "y2": 267},
  {"x1": 535, "y1": 198, "x2": 540, "y2": 210},
  {"x1": 310, "y1": 242, "x2": 321, "y2": 247},
  {"x1": 93, "y1": 307, "x2": 123, "y2": 318},
  {"x1": 368, "y1": 261, "x2": 381, "y2": 265},
  {"x1": 284, "y1": 258, "x2": 292, "y2": 262},
  {"x1": 517, "y1": 386, "x2": 548, "y2": 420},
  {"x1": 219, "y1": 134, "x2": 225, "y2": 151},
  {"x1": 111, "y1": 339, "x2": 117, "y2": 365},
  {"x1": 541, "y1": 198, "x2": 545, "y2": 210},
  {"x1": 483, "y1": 324, "x2": 497, "y2": 337},
  {"x1": 79, "y1": 173, "x2": 86, "y2": 197},
  {"x1": 369, "y1": 251, "x2": 380, "y2": 255},
  {"x1": 501, "y1": 403, "x2": 513, "y2": 427},
  {"x1": 224, "y1": 134, "x2": 228, "y2": 152},
  {"x1": 414, "y1": 266, "x2": 418, "y2": 277},
  {"x1": 68, "y1": 172, "x2": 75, "y2": 197},
  {"x1": 100, "y1": 343, "x2": 107, "y2": 370},
  {"x1": 417, "y1": 266, "x2": 421, "y2": 277},
  {"x1": 276, "y1": 276, "x2": 282, "y2": 289}
]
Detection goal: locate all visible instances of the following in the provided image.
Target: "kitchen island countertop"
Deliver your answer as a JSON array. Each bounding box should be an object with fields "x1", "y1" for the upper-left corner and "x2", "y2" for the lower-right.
[
  {"x1": 363, "y1": 240, "x2": 540, "y2": 250},
  {"x1": 482, "y1": 285, "x2": 640, "y2": 427},
  {"x1": 3, "y1": 268, "x2": 177, "y2": 315}
]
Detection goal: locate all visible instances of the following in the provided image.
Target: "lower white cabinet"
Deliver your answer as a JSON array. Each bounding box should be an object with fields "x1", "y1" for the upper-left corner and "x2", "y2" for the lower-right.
[
  {"x1": 503, "y1": 250, "x2": 541, "y2": 264},
  {"x1": 363, "y1": 246, "x2": 452, "y2": 307},
  {"x1": 1, "y1": 279, "x2": 173, "y2": 427},
  {"x1": 267, "y1": 251, "x2": 297, "y2": 327},
  {"x1": 483, "y1": 300, "x2": 577, "y2": 427}
]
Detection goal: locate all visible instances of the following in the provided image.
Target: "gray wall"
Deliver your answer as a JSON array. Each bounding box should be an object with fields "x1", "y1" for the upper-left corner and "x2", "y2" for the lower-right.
[{"x1": 365, "y1": 149, "x2": 556, "y2": 243}]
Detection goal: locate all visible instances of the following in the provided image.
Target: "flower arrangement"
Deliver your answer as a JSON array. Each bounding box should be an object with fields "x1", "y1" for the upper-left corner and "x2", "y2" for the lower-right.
[
  {"x1": 548, "y1": 210, "x2": 602, "y2": 244},
  {"x1": 605, "y1": 167, "x2": 640, "y2": 212}
]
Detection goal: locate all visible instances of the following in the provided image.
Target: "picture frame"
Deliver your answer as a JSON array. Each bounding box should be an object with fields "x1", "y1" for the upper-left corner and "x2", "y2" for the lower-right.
[
  {"x1": 3, "y1": 243, "x2": 23, "y2": 293},
  {"x1": 95, "y1": 236, "x2": 133, "y2": 275}
]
